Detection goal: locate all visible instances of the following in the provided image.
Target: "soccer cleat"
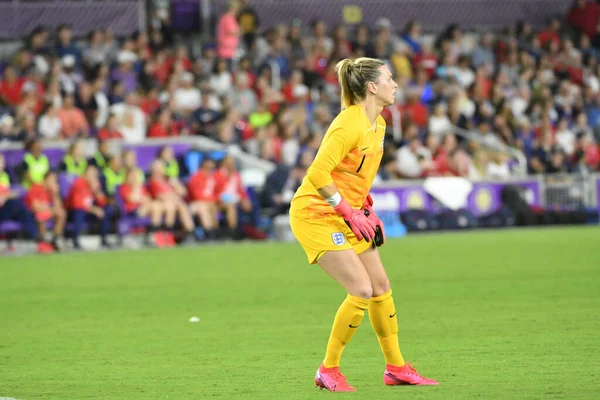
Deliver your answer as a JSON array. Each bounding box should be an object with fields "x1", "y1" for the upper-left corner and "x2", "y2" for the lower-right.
[
  {"x1": 314, "y1": 363, "x2": 356, "y2": 392},
  {"x1": 384, "y1": 363, "x2": 439, "y2": 386},
  {"x1": 36, "y1": 242, "x2": 55, "y2": 254}
]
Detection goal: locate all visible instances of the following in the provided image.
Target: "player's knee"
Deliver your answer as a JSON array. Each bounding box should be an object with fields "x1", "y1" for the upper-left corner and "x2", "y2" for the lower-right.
[
  {"x1": 350, "y1": 285, "x2": 373, "y2": 300},
  {"x1": 372, "y1": 278, "x2": 391, "y2": 297}
]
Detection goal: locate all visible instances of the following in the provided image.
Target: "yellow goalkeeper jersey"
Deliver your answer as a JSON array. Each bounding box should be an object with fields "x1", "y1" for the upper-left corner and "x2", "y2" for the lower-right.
[{"x1": 290, "y1": 104, "x2": 386, "y2": 219}]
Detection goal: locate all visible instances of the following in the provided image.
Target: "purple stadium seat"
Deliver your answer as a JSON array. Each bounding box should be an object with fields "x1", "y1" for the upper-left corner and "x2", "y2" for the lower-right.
[
  {"x1": 1, "y1": 149, "x2": 26, "y2": 169},
  {"x1": 10, "y1": 184, "x2": 26, "y2": 198},
  {"x1": 58, "y1": 173, "x2": 78, "y2": 200},
  {"x1": 44, "y1": 149, "x2": 66, "y2": 169},
  {"x1": 0, "y1": 220, "x2": 22, "y2": 234}
]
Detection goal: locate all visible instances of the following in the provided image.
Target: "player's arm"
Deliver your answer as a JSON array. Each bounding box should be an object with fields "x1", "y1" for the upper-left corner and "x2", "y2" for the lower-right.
[
  {"x1": 306, "y1": 127, "x2": 375, "y2": 241},
  {"x1": 306, "y1": 127, "x2": 357, "y2": 193},
  {"x1": 31, "y1": 199, "x2": 51, "y2": 212}
]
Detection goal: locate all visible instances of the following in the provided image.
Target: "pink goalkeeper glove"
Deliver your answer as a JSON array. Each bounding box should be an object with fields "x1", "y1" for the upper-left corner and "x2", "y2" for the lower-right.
[
  {"x1": 334, "y1": 197, "x2": 377, "y2": 242},
  {"x1": 362, "y1": 194, "x2": 386, "y2": 247}
]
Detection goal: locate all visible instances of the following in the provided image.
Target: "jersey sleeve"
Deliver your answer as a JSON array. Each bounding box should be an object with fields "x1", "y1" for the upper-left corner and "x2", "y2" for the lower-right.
[{"x1": 306, "y1": 127, "x2": 359, "y2": 190}]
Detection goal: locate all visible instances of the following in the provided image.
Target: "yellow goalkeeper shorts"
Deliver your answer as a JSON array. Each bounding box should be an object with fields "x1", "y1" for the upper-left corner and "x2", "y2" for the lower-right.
[{"x1": 290, "y1": 214, "x2": 373, "y2": 264}]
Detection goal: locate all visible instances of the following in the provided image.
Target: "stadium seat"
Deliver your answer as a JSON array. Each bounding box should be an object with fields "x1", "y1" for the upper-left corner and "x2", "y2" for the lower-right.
[
  {"x1": 184, "y1": 151, "x2": 204, "y2": 176},
  {"x1": 208, "y1": 150, "x2": 227, "y2": 162},
  {"x1": 0, "y1": 220, "x2": 22, "y2": 236},
  {"x1": 58, "y1": 173, "x2": 78, "y2": 200}
]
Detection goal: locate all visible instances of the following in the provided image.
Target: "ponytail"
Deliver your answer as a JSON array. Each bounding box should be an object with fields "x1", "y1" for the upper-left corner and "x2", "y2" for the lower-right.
[{"x1": 335, "y1": 57, "x2": 385, "y2": 111}]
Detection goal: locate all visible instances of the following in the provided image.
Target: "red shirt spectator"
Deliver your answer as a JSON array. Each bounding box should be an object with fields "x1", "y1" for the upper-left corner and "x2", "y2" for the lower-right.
[
  {"x1": 214, "y1": 167, "x2": 248, "y2": 202},
  {"x1": 25, "y1": 183, "x2": 51, "y2": 210},
  {"x1": 147, "y1": 121, "x2": 180, "y2": 138},
  {"x1": 25, "y1": 183, "x2": 53, "y2": 221},
  {"x1": 97, "y1": 128, "x2": 124, "y2": 141},
  {"x1": 216, "y1": 6, "x2": 240, "y2": 60},
  {"x1": 154, "y1": 58, "x2": 171, "y2": 86},
  {"x1": 0, "y1": 176, "x2": 9, "y2": 197},
  {"x1": 187, "y1": 169, "x2": 217, "y2": 202},
  {"x1": 414, "y1": 50, "x2": 438, "y2": 79},
  {"x1": 148, "y1": 109, "x2": 180, "y2": 138},
  {"x1": 147, "y1": 177, "x2": 173, "y2": 199},
  {"x1": 401, "y1": 100, "x2": 429, "y2": 128},
  {"x1": 538, "y1": 19, "x2": 561, "y2": 49},
  {"x1": 568, "y1": 0, "x2": 600, "y2": 37},
  {"x1": 140, "y1": 94, "x2": 161, "y2": 116},
  {"x1": 0, "y1": 66, "x2": 24, "y2": 106},
  {"x1": 119, "y1": 184, "x2": 149, "y2": 213},
  {"x1": 165, "y1": 55, "x2": 193, "y2": 74},
  {"x1": 98, "y1": 114, "x2": 124, "y2": 141},
  {"x1": 426, "y1": 149, "x2": 451, "y2": 177},
  {"x1": 66, "y1": 177, "x2": 106, "y2": 210},
  {"x1": 585, "y1": 143, "x2": 600, "y2": 167}
]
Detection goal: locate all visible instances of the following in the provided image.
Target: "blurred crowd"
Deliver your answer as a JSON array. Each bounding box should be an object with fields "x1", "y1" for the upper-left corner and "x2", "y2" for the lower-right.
[
  {"x1": 0, "y1": 137, "x2": 264, "y2": 252},
  {"x1": 0, "y1": 1, "x2": 599, "y2": 180},
  {"x1": 2, "y1": 0, "x2": 600, "y2": 251}
]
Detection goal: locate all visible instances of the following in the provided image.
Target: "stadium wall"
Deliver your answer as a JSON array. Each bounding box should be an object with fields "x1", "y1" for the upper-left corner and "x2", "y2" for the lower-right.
[
  {"x1": 0, "y1": 0, "x2": 144, "y2": 39},
  {"x1": 211, "y1": 0, "x2": 572, "y2": 31}
]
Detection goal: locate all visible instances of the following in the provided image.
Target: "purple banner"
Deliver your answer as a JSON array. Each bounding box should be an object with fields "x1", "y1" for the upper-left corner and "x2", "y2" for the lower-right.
[{"x1": 370, "y1": 179, "x2": 541, "y2": 216}]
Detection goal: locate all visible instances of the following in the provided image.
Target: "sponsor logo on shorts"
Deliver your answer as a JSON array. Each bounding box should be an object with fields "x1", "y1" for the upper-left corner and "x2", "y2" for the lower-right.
[{"x1": 332, "y1": 232, "x2": 346, "y2": 246}]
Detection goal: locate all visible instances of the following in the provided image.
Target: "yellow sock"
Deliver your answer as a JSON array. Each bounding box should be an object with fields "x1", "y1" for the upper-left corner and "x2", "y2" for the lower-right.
[
  {"x1": 323, "y1": 294, "x2": 369, "y2": 368},
  {"x1": 369, "y1": 290, "x2": 405, "y2": 366}
]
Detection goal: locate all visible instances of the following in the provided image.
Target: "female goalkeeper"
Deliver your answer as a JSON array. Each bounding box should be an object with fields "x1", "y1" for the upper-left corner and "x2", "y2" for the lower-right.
[{"x1": 289, "y1": 58, "x2": 438, "y2": 392}]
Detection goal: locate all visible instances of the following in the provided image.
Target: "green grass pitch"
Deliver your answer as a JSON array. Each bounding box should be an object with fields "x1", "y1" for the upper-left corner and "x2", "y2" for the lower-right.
[{"x1": 1, "y1": 226, "x2": 599, "y2": 399}]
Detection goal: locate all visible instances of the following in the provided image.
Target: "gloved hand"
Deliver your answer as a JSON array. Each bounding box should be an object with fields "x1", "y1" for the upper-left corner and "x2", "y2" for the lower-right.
[
  {"x1": 333, "y1": 198, "x2": 377, "y2": 242},
  {"x1": 362, "y1": 194, "x2": 385, "y2": 247}
]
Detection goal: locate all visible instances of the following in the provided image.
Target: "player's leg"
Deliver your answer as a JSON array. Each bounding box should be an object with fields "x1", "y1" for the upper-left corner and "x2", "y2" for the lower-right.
[
  {"x1": 191, "y1": 201, "x2": 214, "y2": 230},
  {"x1": 175, "y1": 200, "x2": 195, "y2": 233},
  {"x1": 51, "y1": 206, "x2": 66, "y2": 250},
  {"x1": 191, "y1": 201, "x2": 218, "y2": 239},
  {"x1": 163, "y1": 200, "x2": 176, "y2": 230},
  {"x1": 358, "y1": 247, "x2": 438, "y2": 386},
  {"x1": 148, "y1": 201, "x2": 164, "y2": 231},
  {"x1": 136, "y1": 202, "x2": 151, "y2": 218},
  {"x1": 70, "y1": 209, "x2": 86, "y2": 249},
  {"x1": 206, "y1": 201, "x2": 220, "y2": 239},
  {"x1": 314, "y1": 249, "x2": 372, "y2": 392},
  {"x1": 135, "y1": 202, "x2": 157, "y2": 243},
  {"x1": 36, "y1": 219, "x2": 48, "y2": 242},
  {"x1": 99, "y1": 206, "x2": 111, "y2": 247},
  {"x1": 222, "y1": 202, "x2": 238, "y2": 229},
  {"x1": 240, "y1": 197, "x2": 253, "y2": 213}
]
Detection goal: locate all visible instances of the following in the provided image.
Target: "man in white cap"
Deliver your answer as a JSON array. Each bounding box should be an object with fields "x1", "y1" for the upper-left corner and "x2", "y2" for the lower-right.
[{"x1": 59, "y1": 54, "x2": 82, "y2": 95}]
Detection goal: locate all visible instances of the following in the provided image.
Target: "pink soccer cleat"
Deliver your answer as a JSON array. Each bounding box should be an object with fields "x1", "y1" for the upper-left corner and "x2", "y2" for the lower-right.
[
  {"x1": 315, "y1": 363, "x2": 356, "y2": 392},
  {"x1": 384, "y1": 363, "x2": 439, "y2": 386}
]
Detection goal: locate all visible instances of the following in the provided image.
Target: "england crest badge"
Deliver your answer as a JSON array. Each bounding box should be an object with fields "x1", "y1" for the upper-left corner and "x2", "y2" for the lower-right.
[{"x1": 331, "y1": 232, "x2": 346, "y2": 246}]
